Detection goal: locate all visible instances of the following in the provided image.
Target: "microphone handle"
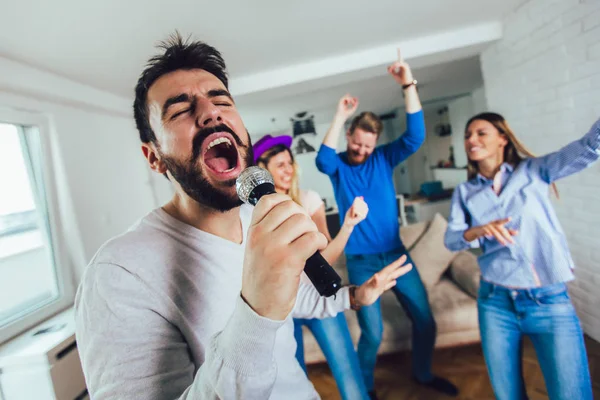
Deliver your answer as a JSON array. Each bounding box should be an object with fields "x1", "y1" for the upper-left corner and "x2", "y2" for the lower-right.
[
  {"x1": 304, "y1": 251, "x2": 343, "y2": 297},
  {"x1": 248, "y1": 183, "x2": 342, "y2": 297}
]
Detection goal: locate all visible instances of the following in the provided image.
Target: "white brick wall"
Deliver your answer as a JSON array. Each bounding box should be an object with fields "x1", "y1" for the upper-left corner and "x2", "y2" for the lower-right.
[{"x1": 480, "y1": 0, "x2": 600, "y2": 342}]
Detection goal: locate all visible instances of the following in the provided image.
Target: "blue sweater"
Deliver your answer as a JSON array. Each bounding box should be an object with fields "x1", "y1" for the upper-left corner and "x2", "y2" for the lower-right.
[{"x1": 315, "y1": 111, "x2": 426, "y2": 255}]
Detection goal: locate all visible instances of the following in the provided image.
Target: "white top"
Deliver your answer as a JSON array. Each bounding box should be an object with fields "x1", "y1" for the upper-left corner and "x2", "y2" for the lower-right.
[
  {"x1": 299, "y1": 189, "x2": 324, "y2": 217},
  {"x1": 74, "y1": 204, "x2": 350, "y2": 399}
]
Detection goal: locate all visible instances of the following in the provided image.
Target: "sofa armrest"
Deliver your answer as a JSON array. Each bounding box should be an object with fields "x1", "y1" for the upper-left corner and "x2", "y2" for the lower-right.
[{"x1": 449, "y1": 251, "x2": 480, "y2": 298}]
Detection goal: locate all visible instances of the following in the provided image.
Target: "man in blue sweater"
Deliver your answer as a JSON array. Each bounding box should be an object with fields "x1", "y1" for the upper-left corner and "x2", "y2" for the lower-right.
[{"x1": 315, "y1": 56, "x2": 458, "y2": 399}]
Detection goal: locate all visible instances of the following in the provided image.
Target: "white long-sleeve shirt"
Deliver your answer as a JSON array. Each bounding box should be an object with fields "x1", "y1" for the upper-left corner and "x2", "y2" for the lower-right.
[{"x1": 74, "y1": 204, "x2": 350, "y2": 399}]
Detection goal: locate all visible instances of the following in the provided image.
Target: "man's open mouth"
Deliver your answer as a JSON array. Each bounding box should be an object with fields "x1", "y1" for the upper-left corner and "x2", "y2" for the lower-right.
[{"x1": 201, "y1": 132, "x2": 241, "y2": 177}]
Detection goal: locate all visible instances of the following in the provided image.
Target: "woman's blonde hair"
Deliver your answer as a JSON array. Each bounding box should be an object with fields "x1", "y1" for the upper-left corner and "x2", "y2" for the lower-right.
[
  {"x1": 256, "y1": 144, "x2": 301, "y2": 205},
  {"x1": 465, "y1": 112, "x2": 558, "y2": 198}
]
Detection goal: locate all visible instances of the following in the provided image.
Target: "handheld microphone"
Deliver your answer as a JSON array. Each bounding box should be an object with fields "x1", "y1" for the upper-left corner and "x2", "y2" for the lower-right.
[{"x1": 236, "y1": 166, "x2": 342, "y2": 297}]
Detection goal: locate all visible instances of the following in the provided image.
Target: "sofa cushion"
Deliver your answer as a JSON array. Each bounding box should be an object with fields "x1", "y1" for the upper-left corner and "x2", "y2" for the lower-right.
[
  {"x1": 429, "y1": 278, "x2": 478, "y2": 333},
  {"x1": 400, "y1": 221, "x2": 430, "y2": 251},
  {"x1": 449, "y1": 251, "x2": 481, "y2": 298},
  {"x1": 409, "y1": 213, "x2": 457, "y2": 289}
]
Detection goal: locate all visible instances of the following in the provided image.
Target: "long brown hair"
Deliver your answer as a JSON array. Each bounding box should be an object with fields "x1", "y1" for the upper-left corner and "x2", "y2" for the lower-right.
[
  {"x1": 465, "y1": 112, "x2": 558, "y2": 198},
  {"x1": 256, "y1": 144, "x2": 301, "y2": 205}
]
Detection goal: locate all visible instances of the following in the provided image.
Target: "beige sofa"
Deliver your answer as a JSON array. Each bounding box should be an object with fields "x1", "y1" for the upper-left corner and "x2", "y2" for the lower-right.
[{"x1": 303, "y1": 213, "x2": 482, "y2": 364}]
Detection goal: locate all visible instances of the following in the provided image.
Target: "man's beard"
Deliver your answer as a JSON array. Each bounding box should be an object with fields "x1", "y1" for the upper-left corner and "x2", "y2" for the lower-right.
[
  {"x1": 160, "y1": 125, "x2": 254, "y2": 212},
  {"x1": 348, "y1": 151, "x2": 370, "y2": 165}
]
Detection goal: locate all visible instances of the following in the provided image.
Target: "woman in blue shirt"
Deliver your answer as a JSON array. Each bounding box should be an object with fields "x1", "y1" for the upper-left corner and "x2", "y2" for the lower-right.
[{"x1": 445, "y1": 112, "x2": 598, "y2": 400}]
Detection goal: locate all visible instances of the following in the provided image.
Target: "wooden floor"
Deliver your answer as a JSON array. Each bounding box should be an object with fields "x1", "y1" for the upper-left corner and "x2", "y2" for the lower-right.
[{"x1": 308, "y1": 336, "x2": 600, "y2": 400}]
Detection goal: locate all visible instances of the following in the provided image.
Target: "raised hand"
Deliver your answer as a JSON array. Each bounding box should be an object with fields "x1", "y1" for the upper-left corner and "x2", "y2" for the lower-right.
[
  {"x1": 343, "y1": 196, "x2": 369, "y2": 228},
  {"x1": 387, "y1": 48, "x2": 415, "y2": 86},
  {"x1": 336, "y1": 94, "x2": 359, "y2": 122},
  {"x1": 354, "y1": 255, "x2": 413, "y2": 306},
  {"x1": 242, "y1": 193, "x2": 328, "y2": 320}
]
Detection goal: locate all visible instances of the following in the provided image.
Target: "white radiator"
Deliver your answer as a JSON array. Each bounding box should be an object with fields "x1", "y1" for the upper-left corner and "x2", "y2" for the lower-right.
[{"x1": 0, "y1": 308, "x2": 87, "y2": 400}]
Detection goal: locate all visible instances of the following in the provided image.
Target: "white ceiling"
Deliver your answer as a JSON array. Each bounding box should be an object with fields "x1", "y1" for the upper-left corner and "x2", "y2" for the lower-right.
[{"x1": 0, "y1": 0, "x2": 524, "y2": 132}]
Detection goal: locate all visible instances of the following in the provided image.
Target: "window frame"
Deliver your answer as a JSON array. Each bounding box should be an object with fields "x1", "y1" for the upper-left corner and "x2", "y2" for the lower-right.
[{"x1": 0, "y1": 108, "x2": 74, "y2": 344}]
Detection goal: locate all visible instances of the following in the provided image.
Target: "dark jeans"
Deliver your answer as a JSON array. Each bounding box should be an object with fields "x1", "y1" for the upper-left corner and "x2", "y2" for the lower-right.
[{"x1": 346, "y1": 247, "x2": 436, "y2": 390}]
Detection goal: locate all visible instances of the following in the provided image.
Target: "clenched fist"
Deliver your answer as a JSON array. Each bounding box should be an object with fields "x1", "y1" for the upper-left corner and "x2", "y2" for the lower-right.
[{"x1": 242, "y1": 193, "x2": 328, "y2": 320}]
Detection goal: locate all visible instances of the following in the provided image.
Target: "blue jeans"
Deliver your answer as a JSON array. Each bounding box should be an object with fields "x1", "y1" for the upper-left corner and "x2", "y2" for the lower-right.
[
  {"x1": 346, "y1": 248, "x2": 436, "y2": 390},
  {"x1": 478, "y1": 280, "x2": 592, "y2": 400},
  {"x1": 293, "y1": 313, "x2": 369, "y2": 400}
]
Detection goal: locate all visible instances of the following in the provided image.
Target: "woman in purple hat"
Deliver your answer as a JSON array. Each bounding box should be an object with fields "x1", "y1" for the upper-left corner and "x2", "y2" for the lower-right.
[{"x1": 254, "y1": 134, "x2": 370, "y2": 400}]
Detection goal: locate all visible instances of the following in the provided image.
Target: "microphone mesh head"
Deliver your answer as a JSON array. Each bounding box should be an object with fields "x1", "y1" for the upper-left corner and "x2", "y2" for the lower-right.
[{"x1": 236, "y1": 166, "x2": 274, "y2": 204}]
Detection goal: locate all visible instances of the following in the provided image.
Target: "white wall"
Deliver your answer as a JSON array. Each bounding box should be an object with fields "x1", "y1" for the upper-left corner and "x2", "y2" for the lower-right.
[
  {"x1": 480, "y1": 0, "x2": 600, "y2": 341},
  {"x1": 471, "y1": 85, "x2": 488, "y2": 115},
  {"x1": 0, "y1": 56, "x2": 158, "y2": 283},
  {"x1": 424, "y1": 111, "x2": 453, "y2": 170},
  {"x1": 448, "y1": 95, "x2": 475, "y2": 168},
  {"x1": 404, "y1": 112, "x2": 433, "y2": 194},
  {"x1": 402, "y1": 105, "x2": 465, "y2": 195},
  {"x1": 293, "y1": 125, "x2": 336, "y2": 206},
  {"x1": 387, "y1": 114, "x2": 411, "y2": 195},
  {"x1": 401, "y1": 90, "x2": 487, "y2": 194}
]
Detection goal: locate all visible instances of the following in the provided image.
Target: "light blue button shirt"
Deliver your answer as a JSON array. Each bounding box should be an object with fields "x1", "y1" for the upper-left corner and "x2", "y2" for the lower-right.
[{"x1": 444, "y1": 119, "x2": 600, "y2": 288}]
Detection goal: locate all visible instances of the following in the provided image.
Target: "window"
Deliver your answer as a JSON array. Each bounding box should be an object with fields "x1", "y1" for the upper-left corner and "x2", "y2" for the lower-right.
[{"x1": 0, "y1": 111, "x2": 73, "y2": 344}]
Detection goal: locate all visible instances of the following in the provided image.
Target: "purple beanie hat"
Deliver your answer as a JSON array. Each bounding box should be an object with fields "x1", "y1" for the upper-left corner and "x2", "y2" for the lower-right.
[{"x1": 252, "y1": 134, "x2": 293, "y2": 164}]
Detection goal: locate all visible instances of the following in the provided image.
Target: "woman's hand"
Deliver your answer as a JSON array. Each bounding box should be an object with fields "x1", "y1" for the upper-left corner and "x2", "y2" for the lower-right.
[
  {"x1": 465, "y1": 217, "x2": 518, "y2": 246},
  {"x1": 354, "y1": 255, "x2": 413, "y2": 306},
  {"x1": 343, "y1": 196, "x2": 369, "y2": 228}
]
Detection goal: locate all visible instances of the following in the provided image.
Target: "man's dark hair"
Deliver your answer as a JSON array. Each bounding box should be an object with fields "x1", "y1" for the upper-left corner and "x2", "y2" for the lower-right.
[{"x1": 133, "y1": 32, "x2": 229, "y2": 144}]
